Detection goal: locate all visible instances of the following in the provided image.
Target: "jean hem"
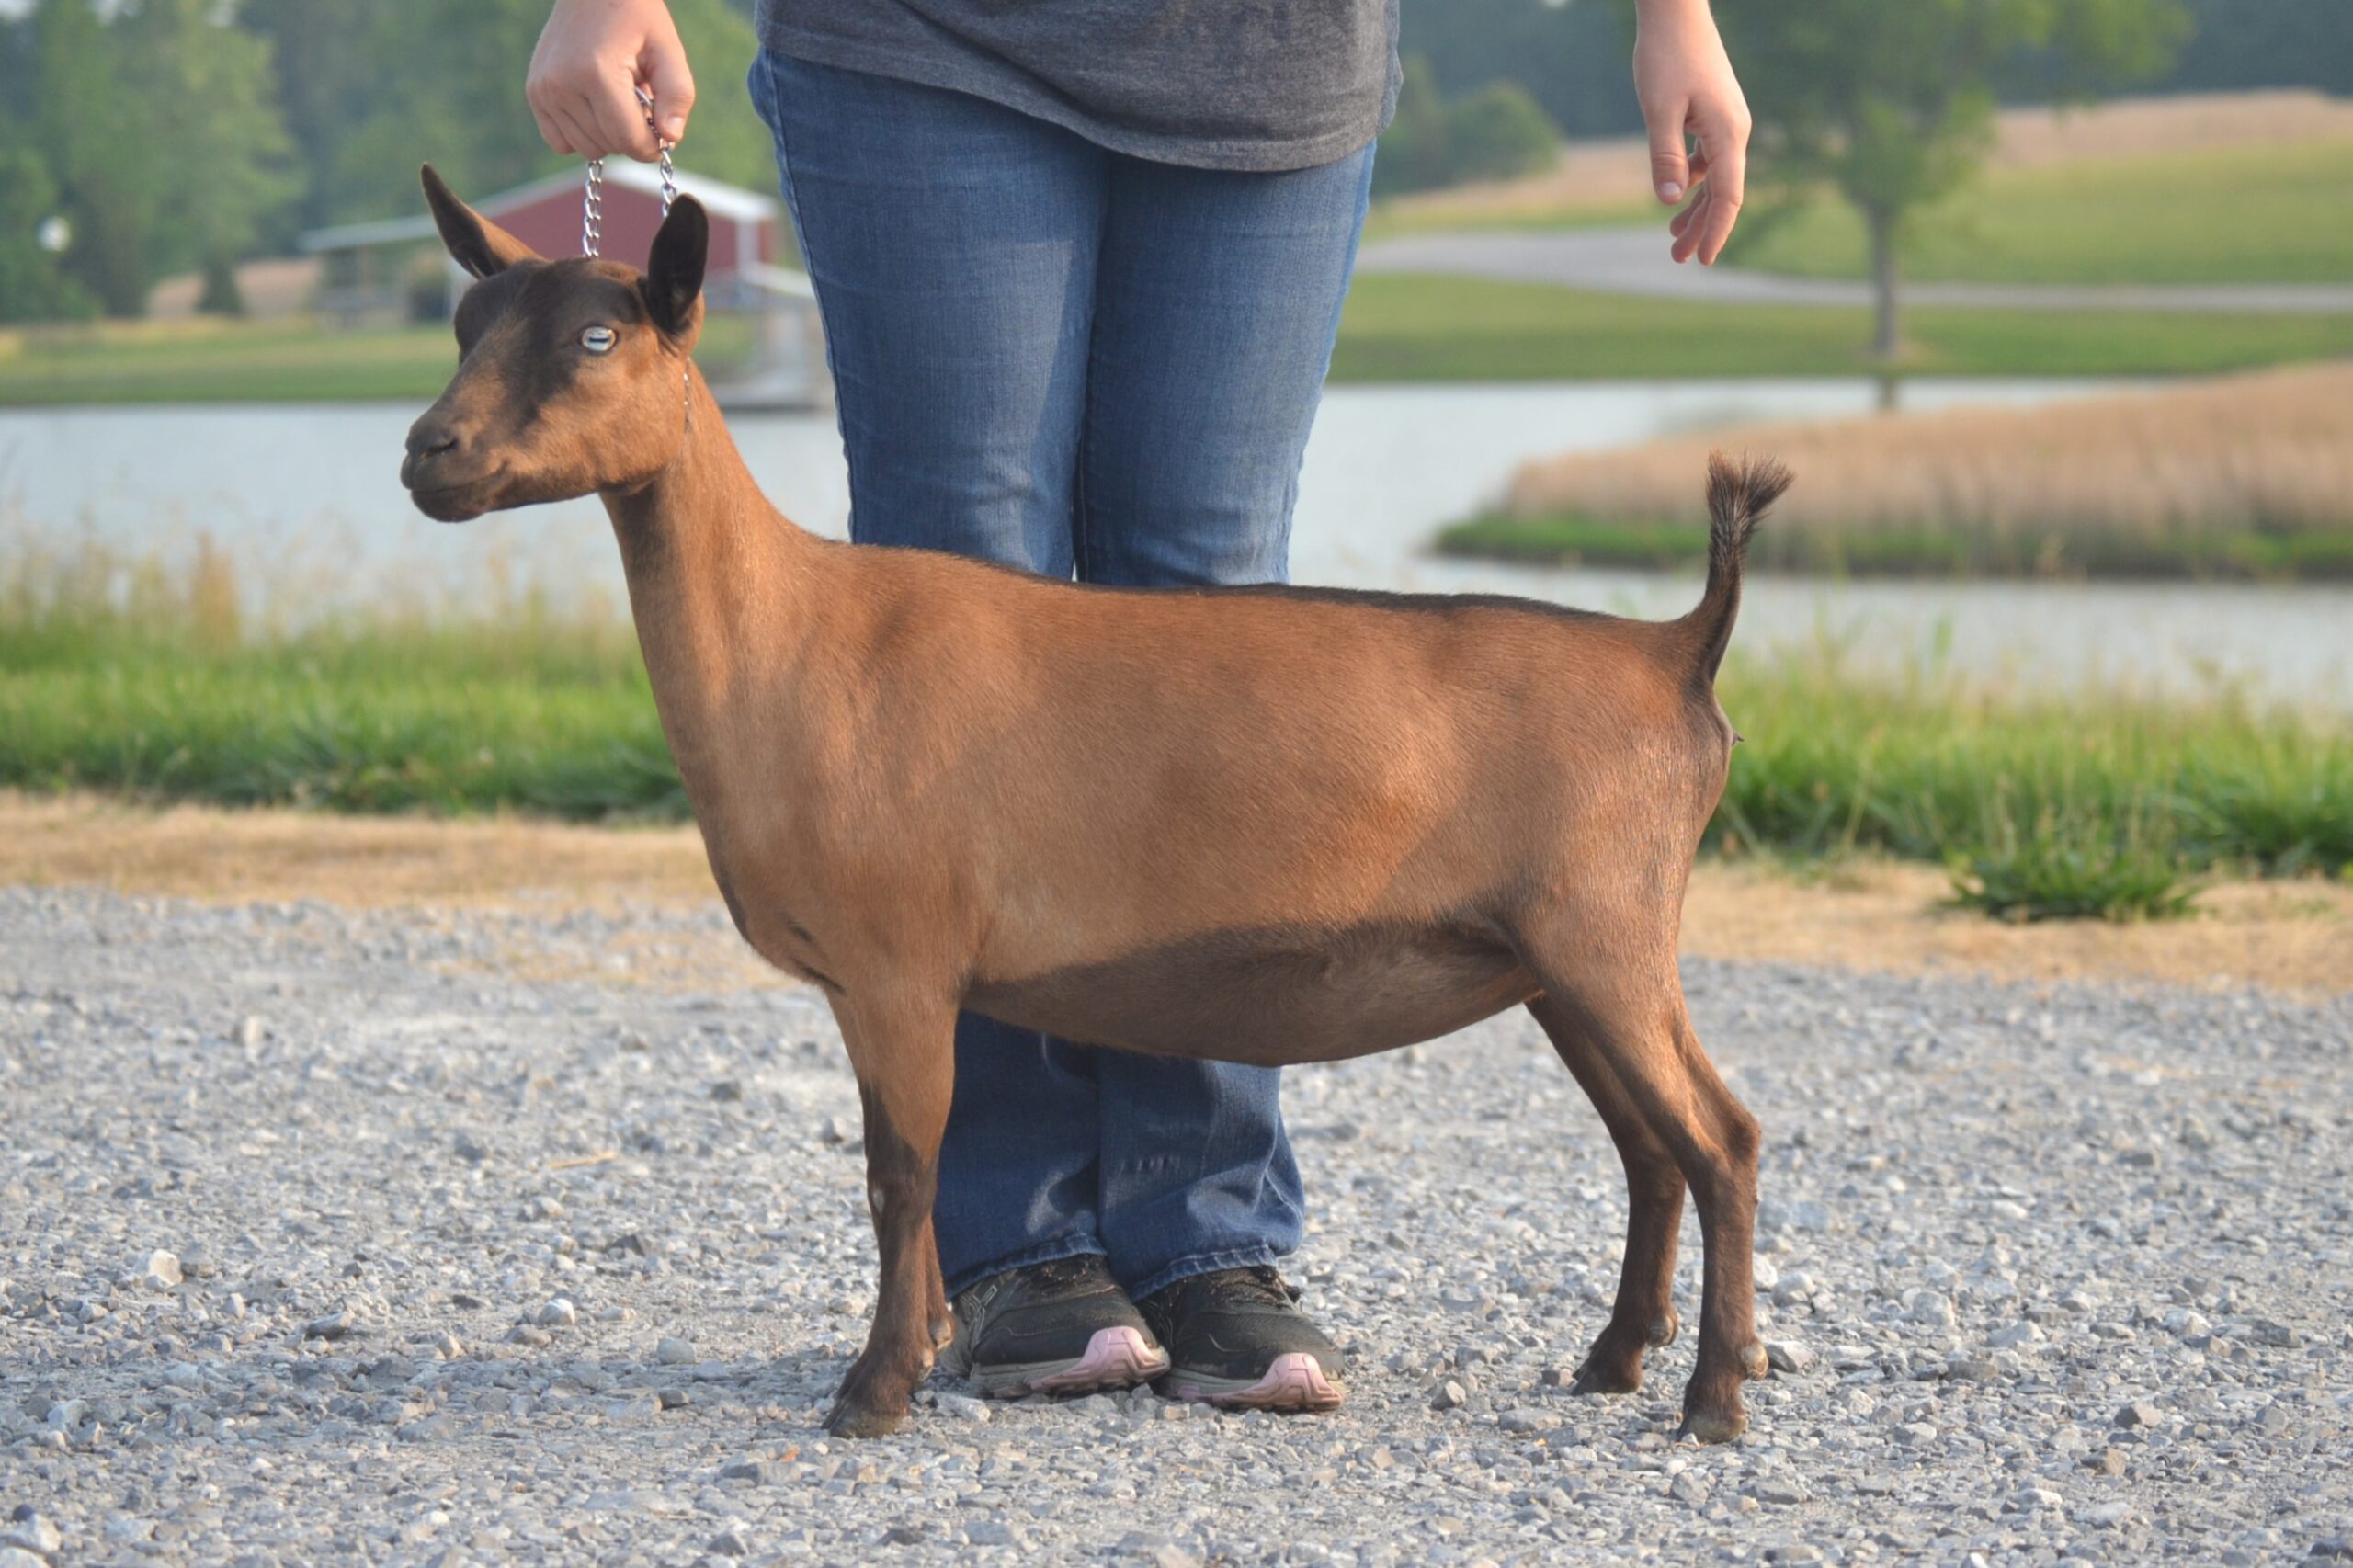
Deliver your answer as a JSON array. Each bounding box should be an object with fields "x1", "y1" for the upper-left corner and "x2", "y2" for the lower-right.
[
  {"x1": 941, "y1": 1233, "x2": 1108, "y2": 1301},
  {"x1": 1125, "y1": 1244, "x2": 1287, "y2": 1305}
]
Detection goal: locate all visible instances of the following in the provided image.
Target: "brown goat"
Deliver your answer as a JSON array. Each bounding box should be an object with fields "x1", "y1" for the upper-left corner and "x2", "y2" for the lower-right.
[{"x1": 403, "y1": 169, "x2": 1793, "y2": 1443}]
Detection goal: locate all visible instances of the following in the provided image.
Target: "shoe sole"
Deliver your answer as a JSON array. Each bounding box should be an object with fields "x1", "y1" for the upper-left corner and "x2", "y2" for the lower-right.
[
  {"x1": 1165, "y1": 1352, "x2": 1346, "y2": 1413},
  {"x1": 968, "y1": 1325, "x2": 1169, "y2": 1399}
]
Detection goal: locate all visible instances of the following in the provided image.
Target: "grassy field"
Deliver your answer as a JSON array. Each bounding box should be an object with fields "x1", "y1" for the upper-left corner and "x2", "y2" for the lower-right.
[
  {"x1": 1329, "y1": 275, "x2": 2353, "y2": 381},
  {"x1": 4, "y1": 546, "x2": 2347, "y2": 922},
  {"x1": 6, "y1": 271, "x2": 2353, "y2": 405},
  {"x1": 0, "y1": 314, "x2": 759, "y2": 407},
  {"x1": 1445, "y1": 363, "x2": 2353, "y2": 580},
  {"x1": 1729, "y1": 138, "x2": 2353, "y2": 288},
  {"x1": 1372, "y1": 92, "x2": 2353, "y2": 288}
]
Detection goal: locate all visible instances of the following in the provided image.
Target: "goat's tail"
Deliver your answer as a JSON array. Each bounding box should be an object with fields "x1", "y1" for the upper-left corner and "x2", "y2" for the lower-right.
[{"x1": 1679, "y1": 451, "x2": 1794, "y2": 687}]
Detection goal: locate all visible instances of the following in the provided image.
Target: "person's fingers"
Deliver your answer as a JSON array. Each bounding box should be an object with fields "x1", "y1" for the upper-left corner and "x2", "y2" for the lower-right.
[
  {"x1": 530, "y1": 101, "x2": 575, "y2": 156},
  {"x1": 1671, "y1": 189, "x2": 1710, "y2": 264},
  {"x1": 1666, "y1": 150, "x2": 1711, "y2": 256},
  {"x1": 1644, "y1": 97, "x2": 1692, "y2": 204},
  {"x1": 547, "y1": 99, "x2": 606, "y2": 163},
  {"x1": 1695, "y1": 126, "x2": 1748, "y2": 265},
  {"x1": 585, "y1": 66, "x2": 660, "y2": 161},
  {"x1": 642, "y1": 27, "x2": 697, "y2": 143}
]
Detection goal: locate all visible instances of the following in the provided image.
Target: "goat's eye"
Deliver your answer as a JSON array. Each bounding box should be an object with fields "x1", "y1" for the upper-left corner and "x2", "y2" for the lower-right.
[{"x1": 580, "y1": 325, "x2": 617, "y2": 354}]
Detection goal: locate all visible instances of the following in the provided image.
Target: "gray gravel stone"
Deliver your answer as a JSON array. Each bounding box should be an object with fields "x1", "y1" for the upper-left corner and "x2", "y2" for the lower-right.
[
  {"x1": 131, "y1": 1250, "x2": 181, "y2": 1290},
  {"x1": 3, "y1": 886, "x2": 2349, "y2": 1562},
  {"x1": 0, "y1": 1515, "x2": 61, "y2": 1557}
]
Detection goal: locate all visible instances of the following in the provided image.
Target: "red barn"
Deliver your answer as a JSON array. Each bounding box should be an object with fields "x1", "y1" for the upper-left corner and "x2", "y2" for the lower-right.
[
  {"x1": 303, "y1": 164, "x2": 789, "y2": 319},
  {"x1": 456, "y1": 163, "x2": 782, "y2": 302},
  {"x1": 302, "y1": 164, "x2": 824, "y2": 407}
]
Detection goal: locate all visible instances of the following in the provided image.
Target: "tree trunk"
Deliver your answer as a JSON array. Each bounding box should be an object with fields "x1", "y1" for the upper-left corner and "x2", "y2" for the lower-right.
[
  {"x1": 1864, "y1": 205, "x2": 1903, "y2": 363},
  {"x1": 198, "y1": 254, "x2": 246, "y2": 318}
]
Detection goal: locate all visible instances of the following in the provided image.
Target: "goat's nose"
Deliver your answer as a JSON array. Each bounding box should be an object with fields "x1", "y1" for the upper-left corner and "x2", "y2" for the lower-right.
[
  {"x1": 401, "y1": 418, "x2": 463, "y2": 490},
  {"x1": 404, "y1": 423, "x2": 459, "y2": 461}
]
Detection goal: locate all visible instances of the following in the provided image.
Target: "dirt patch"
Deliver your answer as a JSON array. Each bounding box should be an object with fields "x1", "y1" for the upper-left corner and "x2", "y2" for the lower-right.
[
  {"x1": 1681, "y1": 858, "x2": 2351, "y2": 997},
  {"x1": 7, "y1": 791, "x2": 2347, "y2": 994}
]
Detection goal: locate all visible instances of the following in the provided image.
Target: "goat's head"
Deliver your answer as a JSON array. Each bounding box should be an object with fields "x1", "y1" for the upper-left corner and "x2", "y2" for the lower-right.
[{"x1": 402, "y1": 165, "x2": 709, "y2": 522}]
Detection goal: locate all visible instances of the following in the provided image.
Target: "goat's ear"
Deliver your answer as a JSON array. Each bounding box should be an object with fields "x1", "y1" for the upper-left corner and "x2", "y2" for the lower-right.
[
  {"x1": 643, "y1": 195, "x2": 708, "y2": 340},
  {"x1": 420, "y1": 164, "x2": 540, "y2": 279}
]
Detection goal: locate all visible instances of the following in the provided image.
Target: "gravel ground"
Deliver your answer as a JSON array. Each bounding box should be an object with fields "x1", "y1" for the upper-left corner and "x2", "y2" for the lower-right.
[{"x1": 3, "y1": 883, "x2": 2350, "y2": 1567}]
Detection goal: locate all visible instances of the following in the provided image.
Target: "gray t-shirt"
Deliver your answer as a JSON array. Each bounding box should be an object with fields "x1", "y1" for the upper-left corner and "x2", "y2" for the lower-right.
[{"x1": 754, "y1": 0, "x2": 1401, "y2": 172}]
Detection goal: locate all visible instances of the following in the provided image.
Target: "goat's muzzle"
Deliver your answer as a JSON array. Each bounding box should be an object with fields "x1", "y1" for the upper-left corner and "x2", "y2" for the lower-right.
[{"x1": 401, "y1": 413, "x2": 497, "y2": 522}]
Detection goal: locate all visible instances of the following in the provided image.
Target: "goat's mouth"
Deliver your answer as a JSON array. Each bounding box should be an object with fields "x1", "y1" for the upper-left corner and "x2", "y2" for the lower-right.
[{"x1": 404, "y1": 468, "x2": 506, "y2": 523}]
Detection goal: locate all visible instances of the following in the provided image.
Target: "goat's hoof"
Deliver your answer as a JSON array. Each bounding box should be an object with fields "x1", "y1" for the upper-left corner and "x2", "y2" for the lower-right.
[
  {"x1": 1739, "y1": 1340, "x2": 1770, "y2": 1381},
  {"x1": 1646, "y1": 1309, "x2": 1681, "y2": 1348},
  {"x1": 1570, "y1": 1364, "x2": 1642, "y2": 1397},
  {"x1": 823, "y1": 1398, "x2": 906, "y2": 1439},
  {"x1": 1568, "y1": 1342, "x2": 1644, "y2": 1396},
  {"x1": 1675, "y1": 1403, "x2": 1748, "y2": 1445}
]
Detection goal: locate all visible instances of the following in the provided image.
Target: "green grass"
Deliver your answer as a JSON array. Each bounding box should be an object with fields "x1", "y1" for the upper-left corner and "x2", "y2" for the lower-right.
[
  {"x1": 1732, "y1": 139, "x2": 2353, "y2": 288},
  {"x1": 0, "y1": 555, "x2": 680, "y2": 817},
  {"x1": 1712, "y1": 657, "x2": 2353, "y2": 912},
  {"x1": 5, "y1": 559, "x2": 2348, "y2": 921},
  {"x1": 1359, "y1": 198, "x2": 1660, "y2": 244},
  {"x1": 1946, "y1": 797, "x2": 2201, "y2": 923},
  {"x1": 6, "y1": 271, "x2": 2351, "y2": 403},
  {"x1": 1329, "y1": 275, "x2": 2353, "y2": 381},
  {"x1": 0, "y1": 315, "x2": 760, "y2": 407},
  {"x1": 1437, "y1": 511, "x2": 2353, "y2": 582}
]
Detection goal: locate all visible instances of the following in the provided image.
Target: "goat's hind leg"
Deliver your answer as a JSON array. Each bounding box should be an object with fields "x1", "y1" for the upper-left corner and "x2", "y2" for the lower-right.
[
  {"x1": 1529, "y1": 994, "x2": 1686, "y2": 1396},
  {"x1": 1523, "y1": 937, "x2": 1767, "y2": 1442},
  {"x1": 825, "y1": 995, "x2": 956, "y2": 1439}
]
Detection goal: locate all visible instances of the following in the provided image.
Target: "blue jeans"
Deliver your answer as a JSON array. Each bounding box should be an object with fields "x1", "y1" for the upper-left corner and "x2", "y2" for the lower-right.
[{"x1": 750, "y1": 51, "x2": 1374, "y2": 1301}]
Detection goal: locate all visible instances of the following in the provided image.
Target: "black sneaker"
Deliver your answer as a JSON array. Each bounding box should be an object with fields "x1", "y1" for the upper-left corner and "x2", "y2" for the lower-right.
[
  {"x1": 1137, "y1": 1266, "x2": 1347, "y2": 1412},
  {"x1": 936, "y1": 1255, "x2": 1169, "y2": 1399}
]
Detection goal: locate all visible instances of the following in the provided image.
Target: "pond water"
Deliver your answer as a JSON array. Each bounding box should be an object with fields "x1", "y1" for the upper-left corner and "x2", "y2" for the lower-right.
[{"x1": 4, "y1": 378, "x2": 2346, "y2": 708}]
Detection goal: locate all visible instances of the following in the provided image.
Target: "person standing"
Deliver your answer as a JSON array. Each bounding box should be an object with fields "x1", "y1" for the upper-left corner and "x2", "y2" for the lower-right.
[{"x1": 527, "y1": 0, "x2": 1753, "y2": 1413}]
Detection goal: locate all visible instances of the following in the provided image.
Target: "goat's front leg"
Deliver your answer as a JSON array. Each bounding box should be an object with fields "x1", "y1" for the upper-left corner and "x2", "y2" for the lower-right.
[
  {"x1": 1526, "y1": 947, "x2": 1766, "y2": 1443},
  {"x1": 1529, "y1": 994, "x2": 1685, "y2": 1395},
  {"x1": 824, "y1": 994, "x2": 955, "y2": 1439}
]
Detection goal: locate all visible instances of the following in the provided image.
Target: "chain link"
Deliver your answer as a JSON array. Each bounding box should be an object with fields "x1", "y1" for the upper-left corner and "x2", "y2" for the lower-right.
[
  {"x1": 582, "y1": 84, "x2": 676, "y2": 258},
  {"x1": 580, "y1": 158, "x2": 604, "y2": 256}
]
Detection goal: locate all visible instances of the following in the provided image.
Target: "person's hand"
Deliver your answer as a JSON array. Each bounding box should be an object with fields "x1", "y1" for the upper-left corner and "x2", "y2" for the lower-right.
[
  {"x1": 528, "y1": 0, "x2": 696, "y2": 162},
  {"x1": 1631, "y1": 0, "x2": 1752, "y2": 266}
]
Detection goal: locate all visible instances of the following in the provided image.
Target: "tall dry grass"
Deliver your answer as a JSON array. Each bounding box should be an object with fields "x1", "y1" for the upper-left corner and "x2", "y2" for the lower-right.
[{"x1": 1496, "y1": 363, "x2": 2353, "y2": 576}]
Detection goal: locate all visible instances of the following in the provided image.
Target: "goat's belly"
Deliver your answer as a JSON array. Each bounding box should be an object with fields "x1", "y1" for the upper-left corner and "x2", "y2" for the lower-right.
[{"x1": 965, "y1": 924, "x2": 1538, "y2": 1065}]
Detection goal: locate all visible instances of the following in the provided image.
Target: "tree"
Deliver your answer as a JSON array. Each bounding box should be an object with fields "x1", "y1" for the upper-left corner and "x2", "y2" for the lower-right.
[
  {"x1": 2145, "y1": 0, "x2": 2351, "y2": 97},
  {"x1": 0, "y1": 150, "x2": 96, "y2": 322},
  {"x1": 1711, "y1": 0, "x2": 2187, "y2": 359},
  {"x1": 1402, "y1": 0, "x2": 1643, "y2": 140},
  {"x1": 1446, "y1": 81, "x2": 1563, "y2": 185},
  {"x1": 1373, "y1": 55, "x2": 1455, "y2": 197},
  {"x1": 321, "y1": 0, "x2": 778, "y2": 230},
  {"x1": 121, "y1": 0, "x2": 301, "y2": 311},
  {"x1": 1374, "y1": 54, "x2": 1562, "y2": 199},
  {"x1": 7, "y1": 0, "x2": 298, "y2": 318}
]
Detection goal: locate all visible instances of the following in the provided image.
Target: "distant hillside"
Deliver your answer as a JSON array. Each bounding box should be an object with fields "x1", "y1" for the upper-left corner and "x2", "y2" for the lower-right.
[{"x1": 1403, "y1": 0, "x2": 2351, "y2": 142}]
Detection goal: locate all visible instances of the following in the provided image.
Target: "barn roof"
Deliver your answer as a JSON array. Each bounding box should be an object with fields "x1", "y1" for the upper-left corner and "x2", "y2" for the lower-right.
[{"x1": 301, "y1": 163, "x2": 778, "y2": 255}]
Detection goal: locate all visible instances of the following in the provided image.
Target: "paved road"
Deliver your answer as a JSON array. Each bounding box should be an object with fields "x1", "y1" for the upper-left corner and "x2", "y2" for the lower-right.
[
  {"x1": 5, "y1": 884, "x2": 2351, "y2": 1564},
  {"x1": 1356, "y1": 226, "x2": 2353, "y2": 314}
]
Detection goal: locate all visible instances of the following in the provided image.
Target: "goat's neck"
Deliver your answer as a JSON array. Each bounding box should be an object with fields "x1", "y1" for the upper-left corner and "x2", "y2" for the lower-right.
[{"x1": 597, "y1": 368, "x2": 821, "y2": 785}]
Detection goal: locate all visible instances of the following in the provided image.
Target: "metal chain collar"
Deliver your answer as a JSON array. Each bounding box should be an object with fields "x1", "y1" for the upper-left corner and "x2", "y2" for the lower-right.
[{"x1": 582, "y1": 85, "x2": 676, "y2": 257}]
